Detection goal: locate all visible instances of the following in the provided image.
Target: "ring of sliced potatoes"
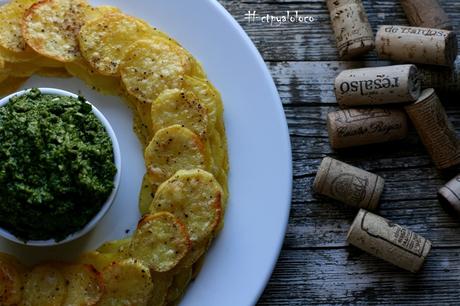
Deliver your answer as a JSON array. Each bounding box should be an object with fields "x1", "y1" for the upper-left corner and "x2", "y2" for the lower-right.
[{"x1": 0, "y1": 0, "x2": 229, "y2": 305}]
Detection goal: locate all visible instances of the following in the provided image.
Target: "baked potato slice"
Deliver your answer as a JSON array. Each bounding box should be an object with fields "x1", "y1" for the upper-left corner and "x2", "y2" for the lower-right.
[
  {"x1": 0, "y1": 253, "x2": 26, "y2": 306},
  {"x1": 208, "y1": 128, "x2": 229, "y2": 208},
  {"x1": 187, "y1": 77, "x2": 229, "y2": 206},
  {"x1": 139, "y1": 173, "x2": 155, "y2": 215},
  {"x1": 165, "y1": 267, "x2": 192, "y2": 304},
  {"x1": 151, "y1": 88, "x2": 209, "y2": 140},
  {"x1": 122, "y1": 88, "x2": 150, "y2": 148},
  {"x1": 38, "y1": 56, "x2": 65, "y2": 68},
  {"x1": 120, "y1": 38, "x2": 193, "y2": 103},
  {"x1": 22, "y1": 0, "x2": 91, "y2": 62},
  {"x1": 182, "y1": 76, "x2": 220, "y2": 129},
  {"x1": 97, "y1": 237, "x2": 131, "y2": 257},
  {"x1": 174, "y1": 236, "x2": 212, "y2": 272},
  {"x1": 5, "y1": 60, "x2": 38, "y2": 77},
  {"x1": 23, "y1": 0, "x2": 120, "y2": 61},
  {"x1": 22, "y1": 263, "x2": 67, "y2": 306},
  {"x1": 189, "y1": 56, "x2": 206, "y2": 79},
  {"x1": 78, "y1": 13, "x2": 161, "y2": 76},
  {"x1": 121, "y1": 91, "x2": 153, "y2": 147},
  {"x1": 136, "y1": 99, "x2": 154, "y2": 141},
  {"x1": 62, "y1": 263, "x2": 104, "y2": 306},
  {"x1": 84, "y1": 4, "x2": 121, "y2": 20},
  {"x1": 0, "y1": 0, "x2": 37, "y2": 53},
  {"x1": 129, "y1": 212, "x2": 191, "y2": 272},
  {"x1": 98, "y1": 258, "x2": 153, "y2": 306},
  {"x1": 0, "y1": 45, "x2": 37, "y2": 62},
  {"x1": 132, "y1": 111, "x2": 150, "y2": 149},
  {"x1": 0, "y1": 77, "x2": 28, "y2": 97},
  {"x1": 36, "y1": 67, "x2": 71, "y2": 78},
  {"x1": 191, "y1": 253, "x2": 207, "y2": 280},
  {"x1": 181, "y1": 76, "x2": 229, "y2": 196},
  {"x1": 144, "y1": 125, "x2": 208, "y2": 190},
  {"x1": 5, "y1": 56, "x2": 66, "y2": 77},
  {"x1": 150, "y1": 169, "x2": 223, "y2": 244},
  {"x1": 65, "y1": 59, "x2": 121, "y2": 95},
  {"x1": 77, "y1": 251, "x2": 119, "y2": 272},
  {"x1": 149, "y1": 272, "x2": 173, "y2": 306},
  {"x1": 0, "y1": 57, "x2": 9, "y2": 83}
]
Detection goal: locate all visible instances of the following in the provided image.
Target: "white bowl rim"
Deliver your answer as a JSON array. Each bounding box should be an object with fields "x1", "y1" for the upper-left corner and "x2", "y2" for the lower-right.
[{"x1": 0, "y1": 87, "x2": 122, "y2": 247}]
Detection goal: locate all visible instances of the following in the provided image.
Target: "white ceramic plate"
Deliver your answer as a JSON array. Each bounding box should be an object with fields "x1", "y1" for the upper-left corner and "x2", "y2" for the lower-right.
[{"x1": 0, "y1": 1, "x2": 292, "y2": 305}]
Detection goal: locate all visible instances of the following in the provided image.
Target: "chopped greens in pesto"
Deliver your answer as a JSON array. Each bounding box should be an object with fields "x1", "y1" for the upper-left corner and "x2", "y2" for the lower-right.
[{"x1": 0, "y1": 88, "x2": 117, "y2": 241}]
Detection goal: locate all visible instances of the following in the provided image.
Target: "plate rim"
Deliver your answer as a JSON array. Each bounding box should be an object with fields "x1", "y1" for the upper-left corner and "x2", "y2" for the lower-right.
[
  {"x1": 209, "y1": 1, "x2": 293, "y2": 303},
  {"x1": 0, "y1": 0, "x2": 293, "y2": 304}
]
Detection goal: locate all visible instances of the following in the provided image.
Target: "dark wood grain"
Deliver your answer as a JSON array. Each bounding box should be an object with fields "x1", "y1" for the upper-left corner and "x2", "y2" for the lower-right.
[
  {"x1": 219, "y1": 0, "x2": 460, "y2": 61},
  {"x1": 217, "y1": 0, "x2": 460, "y2": 304},
  {"x1": 257, "y1": 248, "x2": 460, "y2": 305}
]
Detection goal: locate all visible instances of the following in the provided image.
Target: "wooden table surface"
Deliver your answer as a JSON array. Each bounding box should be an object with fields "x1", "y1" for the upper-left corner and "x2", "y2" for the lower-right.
[{"x1": 218, "y1": 0, "x2": 460, "y2": 304}]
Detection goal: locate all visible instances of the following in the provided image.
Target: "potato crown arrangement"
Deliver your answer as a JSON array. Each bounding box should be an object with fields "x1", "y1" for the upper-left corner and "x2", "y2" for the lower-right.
[
  {"x1": 313, "y1": 0, "x2": 460, "y2": 273},
  {"x1": 0, "y1": 0, "x2": 229, "y2": 305}
]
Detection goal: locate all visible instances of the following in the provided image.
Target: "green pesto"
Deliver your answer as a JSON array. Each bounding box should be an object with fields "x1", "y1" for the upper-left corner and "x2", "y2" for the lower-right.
[{"x1": 0, "y1": 89, "x2": 116, "y2": 241}]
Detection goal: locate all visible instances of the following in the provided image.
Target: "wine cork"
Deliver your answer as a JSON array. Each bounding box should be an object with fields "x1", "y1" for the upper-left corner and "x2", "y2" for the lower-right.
[
  {"x1": 347, "y1": 209, "x2": 432, "y2": 273},
  {"x1": 313, "y1": 157, "x2": 384, "y2": 210},
  {"x1": 400, "y1": 0, "x2": 452, "y2": 30},
  {"x1": 438, "y1": 174, "x2": 460, "y2": 214},
  {"x1": 404, "y1": 88, "x2": 460, "y2": 169},
  {"x1": 376, "y1": 25, "x2": 458, "y2": 67},
  {"x1": 326, "y1": 0, "x2": 374, "y2": 59},
  {"x1": 419, "y1": 56, "x2": 460, "y2": 92},
  {"x1": 335, "y1": 65, "x2": 421, "y2": 107},
  {"x1": 327, "y1": 108, "x2": 409, "y2": 149}
]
